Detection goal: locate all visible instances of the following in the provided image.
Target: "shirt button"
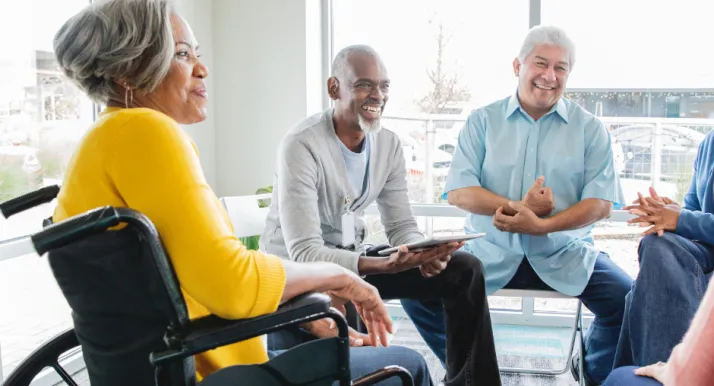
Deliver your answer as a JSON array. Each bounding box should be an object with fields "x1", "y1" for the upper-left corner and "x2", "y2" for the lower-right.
[{"x1": 527, "y1": 173, "x2": 532, "y2": 177}]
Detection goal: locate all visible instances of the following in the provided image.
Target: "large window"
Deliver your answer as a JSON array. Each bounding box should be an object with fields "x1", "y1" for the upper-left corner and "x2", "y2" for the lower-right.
[
  {"x1": 333, "y1": 0, "x2": 529, "y2": 204},
  {"x1": 542, "y1": 0, "x2": 714, "y2": 204},
  {"x1": 332, "y1": 1, "x2": 713, "y2": 317},
  {"x1": 0, "y1": 0, "x2": 93, "y2": 378},
  {"x1": 0, "y1": 0, "x2": 94, "y2": 208},
  {"x1": 332, "y1": 0, "x2": 714, "y2": 207}
]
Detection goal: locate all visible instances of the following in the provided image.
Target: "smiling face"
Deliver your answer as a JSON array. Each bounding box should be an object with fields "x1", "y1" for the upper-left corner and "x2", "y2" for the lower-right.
[
  {"x1": 513, "y1": 44, "x2": 570, "y2": 119},
  {"x1": 329, "y1": 52, "x2": 390, "y2": 133},
  {"x1": 133, "y1": 14, "x2": 209, "y2": 124}
]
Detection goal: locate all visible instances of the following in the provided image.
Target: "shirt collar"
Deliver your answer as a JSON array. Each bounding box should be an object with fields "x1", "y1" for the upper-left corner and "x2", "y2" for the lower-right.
[{"x1": 506, "y1": 92, "x2": 569, "y2": 123}]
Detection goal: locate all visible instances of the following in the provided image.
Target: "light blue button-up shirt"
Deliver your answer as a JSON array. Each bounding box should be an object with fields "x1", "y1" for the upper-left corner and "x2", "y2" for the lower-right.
[{"x1": 443, "y1": 94, "x2": 625, "y2": 296}]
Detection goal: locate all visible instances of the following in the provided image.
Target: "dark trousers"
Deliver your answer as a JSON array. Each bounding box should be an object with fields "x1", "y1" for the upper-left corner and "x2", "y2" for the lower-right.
[{"x1": 269, "y1": 247, "x2": 501, "y2": 386}]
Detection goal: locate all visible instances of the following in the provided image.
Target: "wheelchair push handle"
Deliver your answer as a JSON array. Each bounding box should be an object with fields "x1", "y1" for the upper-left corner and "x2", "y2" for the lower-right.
[
  {"x1": 0, "y1": 185, "x2": 60, "y2": 219},
  {"x1": 32, "y1": 206, "x2": 121, "y2": 255}
]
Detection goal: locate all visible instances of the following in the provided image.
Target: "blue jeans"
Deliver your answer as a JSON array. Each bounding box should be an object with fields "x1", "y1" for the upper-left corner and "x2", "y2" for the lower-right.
[
  {"x1": 267, "y1": 346, "x2": 433, "y2": 386},
  {"x1": 613, "y1": 233, "x2": 714, "y2": 368},
  {"x1": 504, "y1": 253, "x2": 632, "y2": 384},
  {"x1": 400, "y1": 299, "x2": 447, "y2": 366},
  {"x1": 602, "y1": 366, "x2": 662, "y2": 386}
]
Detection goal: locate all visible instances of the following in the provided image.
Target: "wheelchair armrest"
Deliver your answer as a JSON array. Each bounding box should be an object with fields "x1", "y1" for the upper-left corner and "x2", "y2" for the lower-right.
[{"x1": 151, "y1": 292, "x2": 346, "y2": 365}]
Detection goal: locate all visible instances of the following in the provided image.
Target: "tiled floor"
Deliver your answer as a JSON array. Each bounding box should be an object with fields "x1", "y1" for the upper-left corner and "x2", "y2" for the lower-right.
[
  {"x1": 0, "y1": 253, "x2": 73, "y2": 379},
  {"x1": 391, "y1": 317, "x2": 578, "y2": 385}
]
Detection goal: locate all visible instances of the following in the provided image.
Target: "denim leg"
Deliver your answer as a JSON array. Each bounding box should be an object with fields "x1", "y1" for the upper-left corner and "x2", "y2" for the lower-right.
[
  {"x1": 601, "y1": 366, "x2": 663, "y2": 386},
  {"x1": 613, "y1": 233, "x2": 714, "y2": 368},
  {"x1": 400, "y1": 299, "x2": 447, "y2": 367},
  {"x1": 268, "y1": 347, "x2": 434, "y2": 386},
  {"x1": 503, "y1": 258, "x2": 551, "y2": 291},
  {"x1": 576, "y1": 252, "x2": 633, "y2": 384},
  {"x1": 612, "y1": 290, "x2": 634, "y2": 369},
  {"x1": 345, "y1": 346, "x2": 434, "y2": 386},
  {"x1": 267, "y1": 326, "x2": 315, "y2": 351}
]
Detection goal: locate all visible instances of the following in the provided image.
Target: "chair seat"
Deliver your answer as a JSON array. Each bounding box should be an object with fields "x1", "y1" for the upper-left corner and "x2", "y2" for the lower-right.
[{"x1": 493, "y1": 288, "x2": 575, "y2": 299}]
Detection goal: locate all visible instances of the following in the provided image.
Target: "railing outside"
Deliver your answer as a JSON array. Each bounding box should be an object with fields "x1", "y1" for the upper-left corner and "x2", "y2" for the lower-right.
[{"x1": 381, "y1": 114, "x2": 714, "y2": 206}]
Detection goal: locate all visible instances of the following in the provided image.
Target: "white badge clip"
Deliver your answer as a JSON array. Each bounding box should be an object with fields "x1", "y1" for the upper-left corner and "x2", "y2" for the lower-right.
[{"x1": 341, "y1": 196, "x2": 356, "y2": 247}]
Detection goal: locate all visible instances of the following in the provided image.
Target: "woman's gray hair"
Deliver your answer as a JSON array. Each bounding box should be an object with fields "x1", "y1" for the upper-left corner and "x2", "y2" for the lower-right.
[
  {"x1": 517, "y1": 25, "x2": 576, "y2": 70},
  {"x1": 53, "y1": 0, "x2": 175, "y2": 103}
]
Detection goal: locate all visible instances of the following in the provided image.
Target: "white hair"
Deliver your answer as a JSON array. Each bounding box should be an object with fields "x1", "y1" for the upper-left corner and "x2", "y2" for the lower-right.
[
  {"x1": 53, "y1": 0, "x2": 175, "y2": 103},
  {"x1": 331, "y1": 44, "x2": 380, "y2": 80},
  {"x1": 517, "y1": 25, "x2": 576, "y2": 70},
  {"x1": 357, "y1": 114, "x2": 381, "y2": 133}
]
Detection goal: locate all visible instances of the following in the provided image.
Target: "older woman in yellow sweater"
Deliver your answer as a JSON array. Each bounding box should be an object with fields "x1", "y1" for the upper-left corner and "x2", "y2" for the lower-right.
[{"x1": 52, "y1": 0, "x2": 432, "y2": 385}]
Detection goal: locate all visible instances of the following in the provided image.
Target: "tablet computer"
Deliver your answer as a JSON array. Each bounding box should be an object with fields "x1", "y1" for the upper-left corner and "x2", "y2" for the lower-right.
[{"x1": 377, "y1": 233, "x2": 486, "y2": 256}]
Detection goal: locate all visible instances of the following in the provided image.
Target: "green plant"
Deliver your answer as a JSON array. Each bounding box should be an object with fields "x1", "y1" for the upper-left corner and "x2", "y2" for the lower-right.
[{"x1": 237, "y1": 185, "x2": 273, "y2": 251}]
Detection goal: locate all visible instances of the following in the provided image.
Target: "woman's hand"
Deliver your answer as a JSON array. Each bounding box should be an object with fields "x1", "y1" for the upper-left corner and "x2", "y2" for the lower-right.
[
  {"x1": 326, "y1": 271, "x2": 393, "y2": 347},
  {"x1": 625, "y1": 192, "x2": 681, "y2": 237},
  {"x1": 633, "y1": 361, "x2": 668, "y2": 383},
  {"x1": 301, "y1": 317, "x2": 373, "y2": 347}
]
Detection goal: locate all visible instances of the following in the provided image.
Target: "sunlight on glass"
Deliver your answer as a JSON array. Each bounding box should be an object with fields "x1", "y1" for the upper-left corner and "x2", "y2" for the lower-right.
[{"x1": 0, "y1": 0, "x2": 93, "y2": 221}]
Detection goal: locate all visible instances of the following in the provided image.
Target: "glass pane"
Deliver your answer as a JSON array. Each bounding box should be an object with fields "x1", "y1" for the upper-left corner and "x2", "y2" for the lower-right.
[
  {"x1": 534, "y1": 297, "x2": 579, "y2": 314},
  {"x1": 333, "y1": 0, "x2": 529, "y2": 203},
  {"x1": 0, "y1": 0, "x2": 91, "y2": 378},
  {"x1": 0, "y1": 0, "x2": 94, "y2": 240},
  {"x1": 488, "y1": 296, "x2": 522, "y2": 311},
  {"x1": 542, "y1": 0, "x2": 714, "y2": 203}
]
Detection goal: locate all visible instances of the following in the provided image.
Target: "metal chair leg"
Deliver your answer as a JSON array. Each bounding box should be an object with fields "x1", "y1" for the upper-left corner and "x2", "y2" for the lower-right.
[
  {"x1": 577, "y1": 302, "x2": 586, "y2": 386},
  {"x1": 499, "y1": 301, "x2": 582, "y2": 376}
]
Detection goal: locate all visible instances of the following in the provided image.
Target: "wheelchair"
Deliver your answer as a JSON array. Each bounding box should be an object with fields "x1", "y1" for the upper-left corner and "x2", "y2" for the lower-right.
[{"x1": 0, "y1": 186, "x2": 414, "y2": 386}]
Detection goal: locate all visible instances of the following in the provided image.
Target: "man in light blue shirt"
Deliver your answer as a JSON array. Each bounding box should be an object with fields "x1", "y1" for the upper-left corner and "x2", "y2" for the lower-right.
[{"x1": 442, "y1": 26, "x2": 633, "y2": 385}]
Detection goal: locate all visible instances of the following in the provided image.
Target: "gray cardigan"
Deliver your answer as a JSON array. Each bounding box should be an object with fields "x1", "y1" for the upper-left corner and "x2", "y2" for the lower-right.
[{"x1": 260, "y1": 109, "x2": 424, "y2": 273}]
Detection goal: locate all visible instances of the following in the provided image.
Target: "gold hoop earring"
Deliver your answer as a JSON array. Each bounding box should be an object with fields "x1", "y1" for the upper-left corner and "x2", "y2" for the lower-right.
[{"x1": 124, "y1": 85, "x2": 133, "y2": 108}]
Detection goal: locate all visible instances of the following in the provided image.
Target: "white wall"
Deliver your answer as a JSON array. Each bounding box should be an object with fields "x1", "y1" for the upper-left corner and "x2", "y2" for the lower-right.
[
  {"x1": 173, "y1": 0, "x2": 216, "y2": 188},
  {"x1": 210, "y1": 0, "x2": 326, "y2": 196}
]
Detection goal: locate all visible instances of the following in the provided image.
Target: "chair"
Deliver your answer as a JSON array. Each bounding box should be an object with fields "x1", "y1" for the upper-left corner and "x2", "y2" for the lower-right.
[
  {"x1": 0, "y1": 185, "x2": 59, "y2": 221},
  {"x1": 492, "y1": 289, "x2": 585, "y2": 385},
  {"x1": 372, "y1": 203, "x2": 588, "y2": 385},
  {"x1": 0, "y1": 185, "x2": 61, "y2": 382},
  {"x1": 1, "y1": 201, "x2": 413, "y2": 385},
  {"x1": 0, "y1": 185, "x2": 60, "y2": 264},
  {"x1": 218, "y1": 194, "x2": 271, "y2": 238}
]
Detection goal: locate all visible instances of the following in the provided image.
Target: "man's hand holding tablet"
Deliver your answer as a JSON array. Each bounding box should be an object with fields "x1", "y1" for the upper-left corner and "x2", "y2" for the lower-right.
[
  {"x1": 365, "y1": 233, "x2": 485, "y2": 278},
  {"x1": 377, "y1": 234, "x2": 485, "y2": 256}
]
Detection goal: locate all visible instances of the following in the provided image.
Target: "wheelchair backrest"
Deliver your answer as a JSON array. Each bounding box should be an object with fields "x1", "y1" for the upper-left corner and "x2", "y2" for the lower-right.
[{"x1": 47, "y1": 221, "x2": 196, "y2": 386}]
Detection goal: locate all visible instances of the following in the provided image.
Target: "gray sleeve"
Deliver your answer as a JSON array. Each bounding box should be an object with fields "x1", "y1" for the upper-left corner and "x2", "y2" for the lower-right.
[
  {"x1": 277, "y1": 137, "x2": 361, "y2": 273},
  {"x1": 376, "y1": 141, "x2": 425, "y2": 247}
]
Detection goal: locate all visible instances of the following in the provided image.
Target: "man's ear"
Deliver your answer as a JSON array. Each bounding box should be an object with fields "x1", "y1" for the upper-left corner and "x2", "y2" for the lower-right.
[
  {"x1": 327, "y1": 77, "x2": 340, "y2": 100},
  {"x1": 512, "y1": 57, "x2": 521, "y2": 77}
]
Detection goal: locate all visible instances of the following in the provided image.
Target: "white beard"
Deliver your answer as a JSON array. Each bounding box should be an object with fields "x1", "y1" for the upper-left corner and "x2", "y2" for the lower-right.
[{"x1": 358, "y1": 113, "x2": 382, "y2": 133}]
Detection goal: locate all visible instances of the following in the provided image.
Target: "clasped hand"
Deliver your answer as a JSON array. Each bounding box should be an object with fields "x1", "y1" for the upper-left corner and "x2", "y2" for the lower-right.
[
  {"x1": 624, "y1": 187, "x2": 681, "y2": 237},
  {"x1": 493, "y1": 176, "x2": 553, "y2": 235}
]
